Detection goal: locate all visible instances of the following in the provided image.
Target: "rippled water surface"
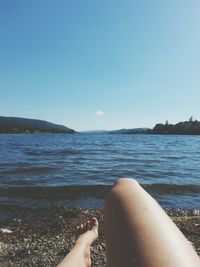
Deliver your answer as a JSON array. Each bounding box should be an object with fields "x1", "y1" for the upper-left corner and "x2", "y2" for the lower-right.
[{"x1": 0, "y1": 134, "x2": 200, "y2": 209}]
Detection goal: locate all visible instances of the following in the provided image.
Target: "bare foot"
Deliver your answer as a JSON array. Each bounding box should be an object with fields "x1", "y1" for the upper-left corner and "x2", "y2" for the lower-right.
[{"x1": 75, "y1": 217, "x2": 99, "y2": 267}]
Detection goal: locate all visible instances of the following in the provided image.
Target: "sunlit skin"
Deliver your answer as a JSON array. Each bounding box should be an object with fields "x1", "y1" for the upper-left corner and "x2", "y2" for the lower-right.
[
  {"x1": 57, "y1": 218, "x2": 98, "y2": 267},
  {"x1": 58, "y1": 178, "x2": 200, "y2": 267}
]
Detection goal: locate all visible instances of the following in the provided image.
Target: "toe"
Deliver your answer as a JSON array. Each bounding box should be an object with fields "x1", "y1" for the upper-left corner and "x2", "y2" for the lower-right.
[{"x1": 91, "y1": 217, "x2": 98, "y2": 228}]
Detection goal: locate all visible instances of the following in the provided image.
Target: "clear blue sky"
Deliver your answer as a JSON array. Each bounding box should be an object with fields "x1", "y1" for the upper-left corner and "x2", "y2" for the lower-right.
[{"x1": 0, "y1": 0, "x2": 200, "y2": 131}]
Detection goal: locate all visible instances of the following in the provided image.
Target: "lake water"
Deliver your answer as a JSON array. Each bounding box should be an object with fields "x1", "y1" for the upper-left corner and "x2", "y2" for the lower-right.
[{"x1": 0, "y1": 133, "x2": 199, "y2": 209}]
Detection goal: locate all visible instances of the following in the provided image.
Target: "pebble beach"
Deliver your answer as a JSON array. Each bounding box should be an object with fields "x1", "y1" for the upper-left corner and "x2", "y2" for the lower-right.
[{"x1": 0, "y1": 207, "x2": 200, "y2": 267}]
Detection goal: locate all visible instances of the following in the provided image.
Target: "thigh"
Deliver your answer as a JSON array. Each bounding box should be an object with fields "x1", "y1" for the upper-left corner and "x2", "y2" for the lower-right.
[{"x1": 104, "y1": 178, "x2": 200, "y2": 267}]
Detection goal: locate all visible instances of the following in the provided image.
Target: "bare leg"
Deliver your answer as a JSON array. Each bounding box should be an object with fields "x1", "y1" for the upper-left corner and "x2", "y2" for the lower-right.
[
  {"x1": 104, "y1": 178, "x2": 200, "y2": 267},
  {"x1": 57, "y1": 218, "x2": 98, "y2": 267}
]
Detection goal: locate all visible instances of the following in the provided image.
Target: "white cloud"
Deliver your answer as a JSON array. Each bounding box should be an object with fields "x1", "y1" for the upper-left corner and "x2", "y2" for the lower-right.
[{"x1": 96, "y1": 110, "x2": 104, "y2": 116}]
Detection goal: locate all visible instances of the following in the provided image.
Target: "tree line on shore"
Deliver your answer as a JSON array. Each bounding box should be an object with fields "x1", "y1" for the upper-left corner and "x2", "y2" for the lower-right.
[
  {"x1": 1, "y1": 115, "x2": 200, "y2": 135},
  {"x1": 153, "y1": 116, "x2": 200, "y2": 135},
  {"x1": 112, "y1": 116, "x2": 200, "y2": 135}
]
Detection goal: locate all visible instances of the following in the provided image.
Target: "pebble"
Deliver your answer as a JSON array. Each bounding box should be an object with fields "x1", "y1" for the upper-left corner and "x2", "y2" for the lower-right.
[{"x1": 0, "y1": 229, "x2": 12, "y2": 234}]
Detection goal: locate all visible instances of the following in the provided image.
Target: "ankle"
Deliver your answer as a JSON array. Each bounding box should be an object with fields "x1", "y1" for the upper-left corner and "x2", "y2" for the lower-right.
[
  {"x1": 75, "y1": 238, "x2": 91, "y2": 248},
  {"x1": 74, "y1": 240, "x2": 91, "y2": 267}
]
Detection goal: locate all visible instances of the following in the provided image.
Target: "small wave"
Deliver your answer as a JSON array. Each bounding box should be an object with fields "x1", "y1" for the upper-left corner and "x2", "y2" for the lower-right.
[
  {"x1": 162, "y1": 156, "x2": 184, "y2": 160},
  {"x1": 143, "y1": 183, "x2": 200, "y2": 194},
  {"x1": 0, "y1": 185, "x2": 111, "y2": 198},
  {"x1": 0, "y1": 166, "x2": 57, "y2": 175},
  {"x1": 24, "y1": 149, "x2": 79, "y2": 156},
  {"x1": 0, "y1": 183, "x2": 199, "y2": 199}
]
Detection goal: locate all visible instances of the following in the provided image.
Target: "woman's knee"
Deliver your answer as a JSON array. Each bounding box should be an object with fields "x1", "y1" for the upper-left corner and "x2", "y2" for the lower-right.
[
  {"x1": 106, "y1": 178, "x2": 140, "y2": 204},
  {"x1": 113, "y1": 178, "x2": 139, "y2": 189}
]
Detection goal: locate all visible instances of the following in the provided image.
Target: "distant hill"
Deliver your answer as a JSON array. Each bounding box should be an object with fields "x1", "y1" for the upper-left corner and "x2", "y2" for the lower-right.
[
  {"x1": 0, "y1": 116, "x2": 75, "y2": 134},
  {"x1": 110, "y1": 128, "x2": 151, "y2": 134},
  {"x1": 81, "y1": 130, "x2": 108, "y2": 134}
]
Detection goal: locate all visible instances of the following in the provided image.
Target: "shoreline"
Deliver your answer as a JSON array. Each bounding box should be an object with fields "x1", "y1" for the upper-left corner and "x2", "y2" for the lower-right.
[{"x1": 0, "y1": 207, "x2": 199, "y2": 266}]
